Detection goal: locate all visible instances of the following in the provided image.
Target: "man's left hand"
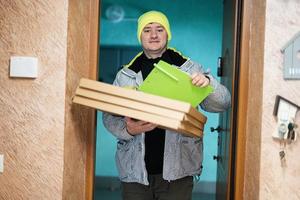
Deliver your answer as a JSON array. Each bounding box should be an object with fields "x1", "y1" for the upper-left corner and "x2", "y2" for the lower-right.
[{"x1": 191, "y1": 72, "x2": 210, "y2": 87}]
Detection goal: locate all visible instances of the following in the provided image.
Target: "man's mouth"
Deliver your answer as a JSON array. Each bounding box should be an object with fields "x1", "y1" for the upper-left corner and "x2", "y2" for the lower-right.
[{"x1": 149, "y1": 40, "x2": 160, "y2": 43}]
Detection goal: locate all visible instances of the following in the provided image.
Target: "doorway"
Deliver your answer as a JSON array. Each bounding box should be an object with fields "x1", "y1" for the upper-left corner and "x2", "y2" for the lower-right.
[
  {"x1": 94, "y1": 1, "x2": 228, "y2": 200},
  {"x1": 71, "y1": 0, "x2": 268, "y2": 199}
]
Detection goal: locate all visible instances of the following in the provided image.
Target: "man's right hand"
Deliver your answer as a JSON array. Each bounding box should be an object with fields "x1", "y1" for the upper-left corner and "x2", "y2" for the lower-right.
[{"x1": 125, "y1": 117, "x2": 157, "y2": 136}]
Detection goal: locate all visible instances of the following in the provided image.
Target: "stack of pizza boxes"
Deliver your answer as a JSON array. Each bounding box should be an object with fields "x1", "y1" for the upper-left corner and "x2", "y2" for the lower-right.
[{"x1": 72, "y1": 78, "x2": 207, "y2": 137}]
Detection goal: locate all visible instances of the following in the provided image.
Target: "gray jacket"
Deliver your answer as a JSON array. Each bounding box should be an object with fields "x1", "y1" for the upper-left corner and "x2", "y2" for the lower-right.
[{"x1": 102, "y1": 59, "x2": 231, "y2": 185}]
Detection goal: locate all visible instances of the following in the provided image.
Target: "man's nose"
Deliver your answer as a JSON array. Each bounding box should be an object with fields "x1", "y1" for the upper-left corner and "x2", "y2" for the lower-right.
[{"x1": 150, "y1": 30, "x2": 158, "y2": 38}]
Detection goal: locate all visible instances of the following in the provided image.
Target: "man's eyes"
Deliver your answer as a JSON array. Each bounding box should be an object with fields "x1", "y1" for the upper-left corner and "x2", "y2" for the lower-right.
[{"x1": 143, "y1": 29, "x2": 164, "y2": 33}]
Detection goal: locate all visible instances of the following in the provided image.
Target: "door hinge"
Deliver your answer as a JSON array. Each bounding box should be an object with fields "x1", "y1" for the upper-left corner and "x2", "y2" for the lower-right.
[{"x1": 217, "y1": 57, "x2": 223, "y2": 77}]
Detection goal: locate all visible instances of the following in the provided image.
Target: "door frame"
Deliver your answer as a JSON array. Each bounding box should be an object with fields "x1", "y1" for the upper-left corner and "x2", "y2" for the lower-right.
[
  {"x1": 83, "y1": 0, "x2": 266, "y2": 199},
  {"x1": 84, "y1": 0, "x2": 100, "y2": 199},
  {"x1": 233, "y1": 0, "x2": 266, "y2": 199}
]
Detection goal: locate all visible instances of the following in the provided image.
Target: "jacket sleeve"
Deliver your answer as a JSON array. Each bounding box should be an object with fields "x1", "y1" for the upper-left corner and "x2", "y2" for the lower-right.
[
  {"x1": 187, "y1": 60, "x2": 231, "y2": 112},
  {"x1": 102, "y1": 113, "x2": 134, "y2": 140},
  {"x1": 102, "y1": 69, "x2": 135, "y2": 140}
]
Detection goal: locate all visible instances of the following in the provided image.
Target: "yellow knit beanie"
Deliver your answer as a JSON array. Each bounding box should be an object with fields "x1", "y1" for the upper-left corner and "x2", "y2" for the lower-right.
[{"x1": 137, "y1": 11, "x2": 172, "y2": 43}]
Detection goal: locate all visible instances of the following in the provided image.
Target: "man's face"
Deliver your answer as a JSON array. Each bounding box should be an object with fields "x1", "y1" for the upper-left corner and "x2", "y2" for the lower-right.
[{"x1": 140, "y1": 22, "x2": 168, "y2": 58}]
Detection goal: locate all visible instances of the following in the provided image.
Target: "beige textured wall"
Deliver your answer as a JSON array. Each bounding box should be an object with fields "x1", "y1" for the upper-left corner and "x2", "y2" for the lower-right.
[
  {"x1": 260, "y1": 0, "x2": 300, "y2": 199},
  {"x1": 0, "y1": 1, "x2": 68, "y2": 199}
]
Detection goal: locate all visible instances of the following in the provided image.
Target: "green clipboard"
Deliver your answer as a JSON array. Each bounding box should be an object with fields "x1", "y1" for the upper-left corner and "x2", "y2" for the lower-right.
[{"x1": 138, "y1": 60, "x2": 214, "y2": 107}]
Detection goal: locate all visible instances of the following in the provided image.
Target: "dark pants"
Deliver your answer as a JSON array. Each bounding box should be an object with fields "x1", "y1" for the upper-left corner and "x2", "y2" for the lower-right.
[{"x1": 121, "y1": 174, "x2": 193, "y2": 200}]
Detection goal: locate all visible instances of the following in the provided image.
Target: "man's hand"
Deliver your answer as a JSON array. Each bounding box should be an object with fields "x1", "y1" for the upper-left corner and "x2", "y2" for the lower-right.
[
  {"x1": 191, "y1": 72, "x2": 210, "y2": 87},
  {"x1": 125, "y1": 117, "x2": 157, "y2": 136}
]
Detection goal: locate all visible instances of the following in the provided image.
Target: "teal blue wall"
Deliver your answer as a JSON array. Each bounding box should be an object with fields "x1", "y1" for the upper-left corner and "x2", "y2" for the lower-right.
[{"x1": 96, "y1": 0, "x2": 223, "y2": 183}]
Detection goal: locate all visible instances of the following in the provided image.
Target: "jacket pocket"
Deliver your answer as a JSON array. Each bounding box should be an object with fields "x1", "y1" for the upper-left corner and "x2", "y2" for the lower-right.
[
  {"x1": 180, "y1": 137, "x2": 203, "y2": 174},
  {"x1": 115, "y1": 139, "x2": 135, "y2": 180}
]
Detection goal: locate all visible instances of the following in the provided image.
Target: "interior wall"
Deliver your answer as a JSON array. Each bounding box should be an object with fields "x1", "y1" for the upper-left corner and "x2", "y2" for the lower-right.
[
  {"x1": 260, "y1": 0, "x2": 300, "y2": 199},
  {"x1": 0, "y1": 1, "x2": 98, "y2": 199},
  {"x1": 0, "y1": 1, "x2": 68, "y2": 199},
  {"x1": 96, "y1": 0, "x2": 223, "y2": 187}
]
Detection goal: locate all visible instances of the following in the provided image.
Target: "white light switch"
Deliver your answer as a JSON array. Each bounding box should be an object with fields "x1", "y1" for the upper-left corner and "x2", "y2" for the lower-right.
[
  {"x1": 10, "y1": 56, "x2": 38, "y2": 78},
  {"x1": 0, "y1": 154, "x2": 3, "y2": 173}
]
